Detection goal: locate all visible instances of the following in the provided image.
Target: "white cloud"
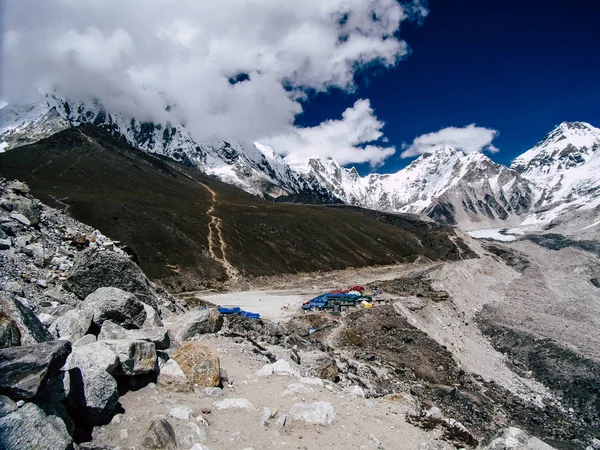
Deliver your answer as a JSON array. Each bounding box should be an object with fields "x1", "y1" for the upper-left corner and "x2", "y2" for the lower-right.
[
  {"x1": 263, "y1": 99, "x2": 395, "y2": 167},
  {"x1": 401, "y1": 124, "x2": 500, "y2": 158},
  {"x1": 1, "y1": 0, "x2": 427, "y2": 167}
]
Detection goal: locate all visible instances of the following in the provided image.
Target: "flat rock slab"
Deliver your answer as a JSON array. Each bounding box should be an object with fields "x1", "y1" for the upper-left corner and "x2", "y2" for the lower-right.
[
  {"x1": 289, "y1": 401, "x2": 335, "y2": 425},
  {"x1": 0, "y1": 340, "x2": 71, "y2": 399},
  {"x1": 0, "y1": 295, "x2": 53, "y2": 346},
  {"x1": 98, "y1": 320, "x2": 170, "y2": 350}
]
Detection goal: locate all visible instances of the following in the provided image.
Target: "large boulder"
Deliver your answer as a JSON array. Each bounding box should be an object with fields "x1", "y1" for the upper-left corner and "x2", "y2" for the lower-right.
[
  {"x1": 98, "y1": 320, "x2": 170, "y2": 350},
  {"x1": 49, "y1": 309, "x2": 93, "y2": 342},
  {"x1": 63, "y1": 248, "x2": 160, "y2": 308},
  {"x1": 0, "y1": 340, "x2": 71, "y2": 399},
  {"x1": 157, "y1": 353, "x2": 192, "y2": 392},
  {"x1": 0, "y1": 295, "x2": 53, "y2": 345},
  {"x1": 0, "y1": 401, "x2": 73, "y2": 450},
  {"x1": 65, "y1": 345, "x2": 120, "y2": 425},
  {"x1": 99, "y1": 340, "x2": 157, "y2": 375},
  {"x1": 81, "y1": 287, "x2": 147, "y2": 330},
  {"x1": 172, "y1": 342, "x2": 220, "y2": 388},
  {"x1": 168, "y1": 309, "x2": 223, "y2": 343}
]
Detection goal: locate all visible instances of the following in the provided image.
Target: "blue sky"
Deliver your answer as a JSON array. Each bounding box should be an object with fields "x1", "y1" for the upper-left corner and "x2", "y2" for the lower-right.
[{"x1": 295, "y1": 0, "x2": 600, "y2": 175}]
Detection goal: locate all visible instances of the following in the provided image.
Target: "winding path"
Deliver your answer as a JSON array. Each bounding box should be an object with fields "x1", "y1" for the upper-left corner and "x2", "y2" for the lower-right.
[{"x1": 201, "y1": 183, "x2": 239, "y2": 280}]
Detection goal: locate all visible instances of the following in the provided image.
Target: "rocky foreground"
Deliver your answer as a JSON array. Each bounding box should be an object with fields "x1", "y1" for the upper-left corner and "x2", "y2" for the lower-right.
[{"x1": 1, "y1": 178, "x2": 599, "y2": 450}]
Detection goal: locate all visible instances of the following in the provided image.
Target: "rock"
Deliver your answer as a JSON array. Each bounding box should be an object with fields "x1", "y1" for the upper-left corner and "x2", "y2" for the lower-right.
[
  {"x1": 173, "y1": 342, "x2": 220, "y2": 387},
  {"x1": 486, "y1": 427, "x2": 555, "y2": 450},
  {"x1": 168, "y1": 309, "x2": 223, "y2": 342},
  {"x1": 591, "y1": 278, "x2": 600, "y2": 289},
  {"x1": 214, "y1": 398, "x2": 255, "y2": 411},
  {"x1": 426, "y1": 406, "x2": 443, "y2": 420},
  {"x1": 261, "y1": 407, "x2": 278, "y2": 426},
  {"x1": 157, "y1": 354, "x2": 192, "y2": 392},
  {"x1": 74, "y1": 334, "x2": 97, "y2": 347},
  {"x1": 283, "y1": 383, "x2": 314, "y2": 397},
  {"x1": 98, "y1": 320, "x2": 170, "y2": 350},
  {"x1": 299, "y1": 377, "x2": 324, "y2": 387},
  {"x1": 0, "y1": 238, "x2": 10, "y2": 250},
  {"x1": 300, "y1": 351, "x2": 338, "y2": 381},
  {"x1": 82, "y1": 287, "x2": 147, "y2": 330},
  {"x1": 143, "y1": 303, "x2": 163, "y2": 327},
  {"x1": 10, "y1": 213, "x2": 31, "y2": 227},
  {"x1": 0, "y1": 295, "x2": 53, "y2": 345},
  {"x1": 256, "y1": 359, "x2": 298, "y2": 377},
  {"x1": 0, "y1": 340, "x2": 71, "y2": 399},
  {"x1": 219, "y1": 368, "x2": 229, "y2": 384},
  {"x1": 199, "y1": 387, "x2": 223, "y2": 397},
  {"x1": 64, "y1": 344, "x2": 120, "y2": 425},
  {"x1": 63, "y1": 248, "x2": 160, "y2": 309},
  {"x1": 169, "y1": 405, "x2": 193, "y2": 420},
  {"x1": 6, "y1": 181, "x2": 30, "y2": 194},
  {"x1": 190, "y1": 444, "x2": 211, "y2": 450},
  {"x1": 2, "y1": 194, "x2": 40, "y2": 227},
  {"x1": 398, "y1": 296, "x2": 428, "y2": 311},
  {"x1": 0, "y1": 312, "x2": 21, "y2": 348},
  {"x1": 37, "y1": 313, "x2": 57, "y2": 327},
  {"x1": 142, "y1": 417, "x2": 177, "y2": 449},
  {"x1": 344, "y1": 385, "x2": 366, "y2": 398},
  {"x1": 99, "y1": 340, "x2": 157, "y2": 375},
  {"x1": 23, "y1": 243, "x2": 45, "y2": 266},
  {"x1": 49, "y1": 309, "x2": 93, "y2": 341},
  {"x1": 289, "y1": 402, "x2": 335, "y2": 425},
  {"x1": 0, "y1": 395, "x2": 17, "y2": 417},
  {"x1": 0, "y1": 401, "x2": 72, "y2": 450}
]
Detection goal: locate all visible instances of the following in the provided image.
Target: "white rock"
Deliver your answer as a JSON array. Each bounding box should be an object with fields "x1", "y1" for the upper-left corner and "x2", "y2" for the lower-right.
[
  {"x1": 288, "y1": 402, "x2": 335, "y2": 425},
  {"x1": 73, "y1": 334, "x2": 97, "y2": 347},
  {"x1": 256, "y1": 359, "x2": 298, "y2": 377},
  {"x1": 142, "y1": 302, "x2": 164, "y2": 327},
  {"x1": 170, "y1": 406, "x2": 193, "y2": 421},
  {"x1": 10, "y1": 213, "x2": 30, "y2": 226},
  {"x1": 299, "y1": 377, "x2": 324, "y2": 387},
  {"x1": 282, "y1": 383, "x2": 314, "y2": 397},
  {"x1": 344, "y1": 385, "x2": 365, "y2": 398},
  {"x1": 190, "y1": 444, "x2": 212, "y2": 450},
  {"x1": 49, "y1": 309, "x2": 93, "y2": 342},
  {"x1": 199, "y1": 387, "x2": 223, "y2": 397},
  {"x1": 214, "y1": 398, "x2": 255, "y2": 411},
  {"x1": 37, "y1": 313, "x2": 57, "y2": 327}
]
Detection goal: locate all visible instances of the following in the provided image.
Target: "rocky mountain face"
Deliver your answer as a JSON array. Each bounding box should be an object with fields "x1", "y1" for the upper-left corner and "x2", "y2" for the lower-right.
[{"x1": 2, "y1": 96, "x2": 599, "y2": 230}]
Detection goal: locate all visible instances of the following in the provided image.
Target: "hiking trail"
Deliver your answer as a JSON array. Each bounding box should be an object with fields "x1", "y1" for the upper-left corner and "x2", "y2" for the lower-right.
[{"x1": 202, "y1": 183, "x2": 239, "y2": 280}]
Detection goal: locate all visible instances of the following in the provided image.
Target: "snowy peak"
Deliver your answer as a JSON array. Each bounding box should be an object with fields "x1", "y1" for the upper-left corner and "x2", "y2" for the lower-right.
[{"x1": 511, "y1": 121, "x2": 600, "y2": 176}]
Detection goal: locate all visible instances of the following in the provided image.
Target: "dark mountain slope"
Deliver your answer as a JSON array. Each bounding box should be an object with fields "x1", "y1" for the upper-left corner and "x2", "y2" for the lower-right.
[{"x1": 0, "y1": 126, "x2": 474, "y2": 291}]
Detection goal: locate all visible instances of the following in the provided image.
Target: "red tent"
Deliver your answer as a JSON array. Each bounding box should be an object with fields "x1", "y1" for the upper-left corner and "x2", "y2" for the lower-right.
[{"x1": 349, "y1": 285, "x2": 365, "y2": 291}]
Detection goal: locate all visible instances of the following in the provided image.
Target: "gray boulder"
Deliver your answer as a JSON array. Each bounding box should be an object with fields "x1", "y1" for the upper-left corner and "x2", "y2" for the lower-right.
[
  {"x1": 142, "y1": 303, "x2": 163, "y2": 327},
  {"x1": 65, "y1": 345, "x2": 120, "y2": 425},
  {"x1": 82, "y1": 287, "x2": 147, "y2": 330},
  {"x1": 99, "y1": 340, "x2": 157, "y2": 375},
  {"x1": 98, "y1": 320, "x2": 170, "y2": 350},
  {"x1": 0, "y1": 193, "x2": 41, "y2": 227},
  {"x1": 49, "y1": 309, "x2": 93, "y2": 342},
  {"x1": 0, "y1": 295, "x2": 53, "y2": 345},
  {"x1": 63, "y1": 248, "x2": 160, "y2": 308},
  {"x1": 0, "y1": 402, "x2": 73, "y2": 450},
  {"x1": 0, "y1": 340, "x2": 71, "y2": 399},
  {"x1": 142, "y1": 417, "x2": 177, "y2": 449},
  {"x1": 168, "y1": 309, "x2": 223, "y2": 343},
  {"x1": 289, "y1": 401, "x2": 336, "y2": 425}
]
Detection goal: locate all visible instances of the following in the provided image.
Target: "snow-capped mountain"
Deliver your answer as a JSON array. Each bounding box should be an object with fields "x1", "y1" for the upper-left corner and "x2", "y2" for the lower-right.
[
  {"x1": 510, "y1": 121, "x2": 600, "y2": 226},
  {"x1": 1, "y1": 95, "x2": 598, "y2": 231}
]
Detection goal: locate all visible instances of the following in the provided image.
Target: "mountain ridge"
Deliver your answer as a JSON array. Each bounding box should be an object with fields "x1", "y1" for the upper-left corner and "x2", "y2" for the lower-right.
[{"x1": 2, "y1": 96, "x2": 599, "y2": 231}]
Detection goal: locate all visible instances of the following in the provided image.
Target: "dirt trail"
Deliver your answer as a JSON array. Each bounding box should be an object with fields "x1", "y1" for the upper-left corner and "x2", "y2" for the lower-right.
[{"x1": 201, "y1": 183, "x2": 239, "y2": 280}]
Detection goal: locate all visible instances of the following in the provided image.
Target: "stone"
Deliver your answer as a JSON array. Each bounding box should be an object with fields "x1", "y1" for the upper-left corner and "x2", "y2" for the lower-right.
[
  {"x1": 344, "y1": 385, "x2": 365, "y2": 398},
  {"x1": 82, "y1": 287, "x2": 147, "y2": 330},
  {"x1": 23, "y1": 243, "x2": 45, "y2": 267},
  {"x1": 486, "y1": 427, "x2": 555, "y2": 450},
  {"x1": 199, "y1": 387, "x2": 223, "y2": 397},
  {"x1": 299, "y1": 351, "x2": 338, "y2": 381},
  {"x1": 190, "y1": 444, "x2": 211, "y2": 450},
  {"x1": 49, "y1": 309, "x2": 93, "y2": 341},
  {"x1": 63, "y1": 248, "x2": 160, "y2": 309},
  {"x1": 0, "y1": 295, "x2": 53, "y2": 345},
  {"x1": 289, "y1": 402, "x2": 335, "y2": 425},
  {"x1": 256, "y1": 359, "x2": 298, "y2": 377},
  {"x1": 214, "y1": 398, "x2": 255, "y2": 411},
  {"x1": 157, "y1": 353, "x2": 192, "y2": 392},
  {"x1": 6, "y1": 181, "x2": 30, "y2": 194},
  {"x1": 142, "y1": 417, "x2": 177, "y2": 449},
  {"x1": 299, "y1": 377, "x2": 324, "y2": 387},
  {"x1": 0, "y1": 238, "x2": 10, "y2": 250},
  {"x1": 10, "y1": 213, "x2": 31, "y2": 227},
  {"x1": 173, "y1": 342, "x2": 220, "y2": 387},
  {"x1": 0, "y1": 401, "x2": 73, "y2": 450},
  {"x1": 74, "y1": 334, "x2": 97, "y2": 347},
  {"x1": 0, "y1": 395, "x2": 17, "y2": 417},
  {"x1": 0, "y1": 340, "x2": 71, "y2": 399},
  {"x1": 169, "y1": 405, "x2": 193, "y2": 420},
  {"x1": 0, "y1": 312, "x2": 21, "y2": 348},
  {"x1": 283, "y1": 383, "x2": 314, "y2": 397},
  {"x1": 99, "y1": 339, "x2": 157, "y2": 375},
  {"x1": 143, "y1": 302, "x2": 164, "y2": 327},
  {"x1": 168, "y1": 309, "x2": 223, "y2": 342},
  {"x1": 98, "y1": 320, "x2": 170, "y2": 350},
  {"x1": 37, "y1": 313, "x2": 57, "y2": 327},
  {"x1": 65, "y1": 345, "x2": 120, "y2": 425}
]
